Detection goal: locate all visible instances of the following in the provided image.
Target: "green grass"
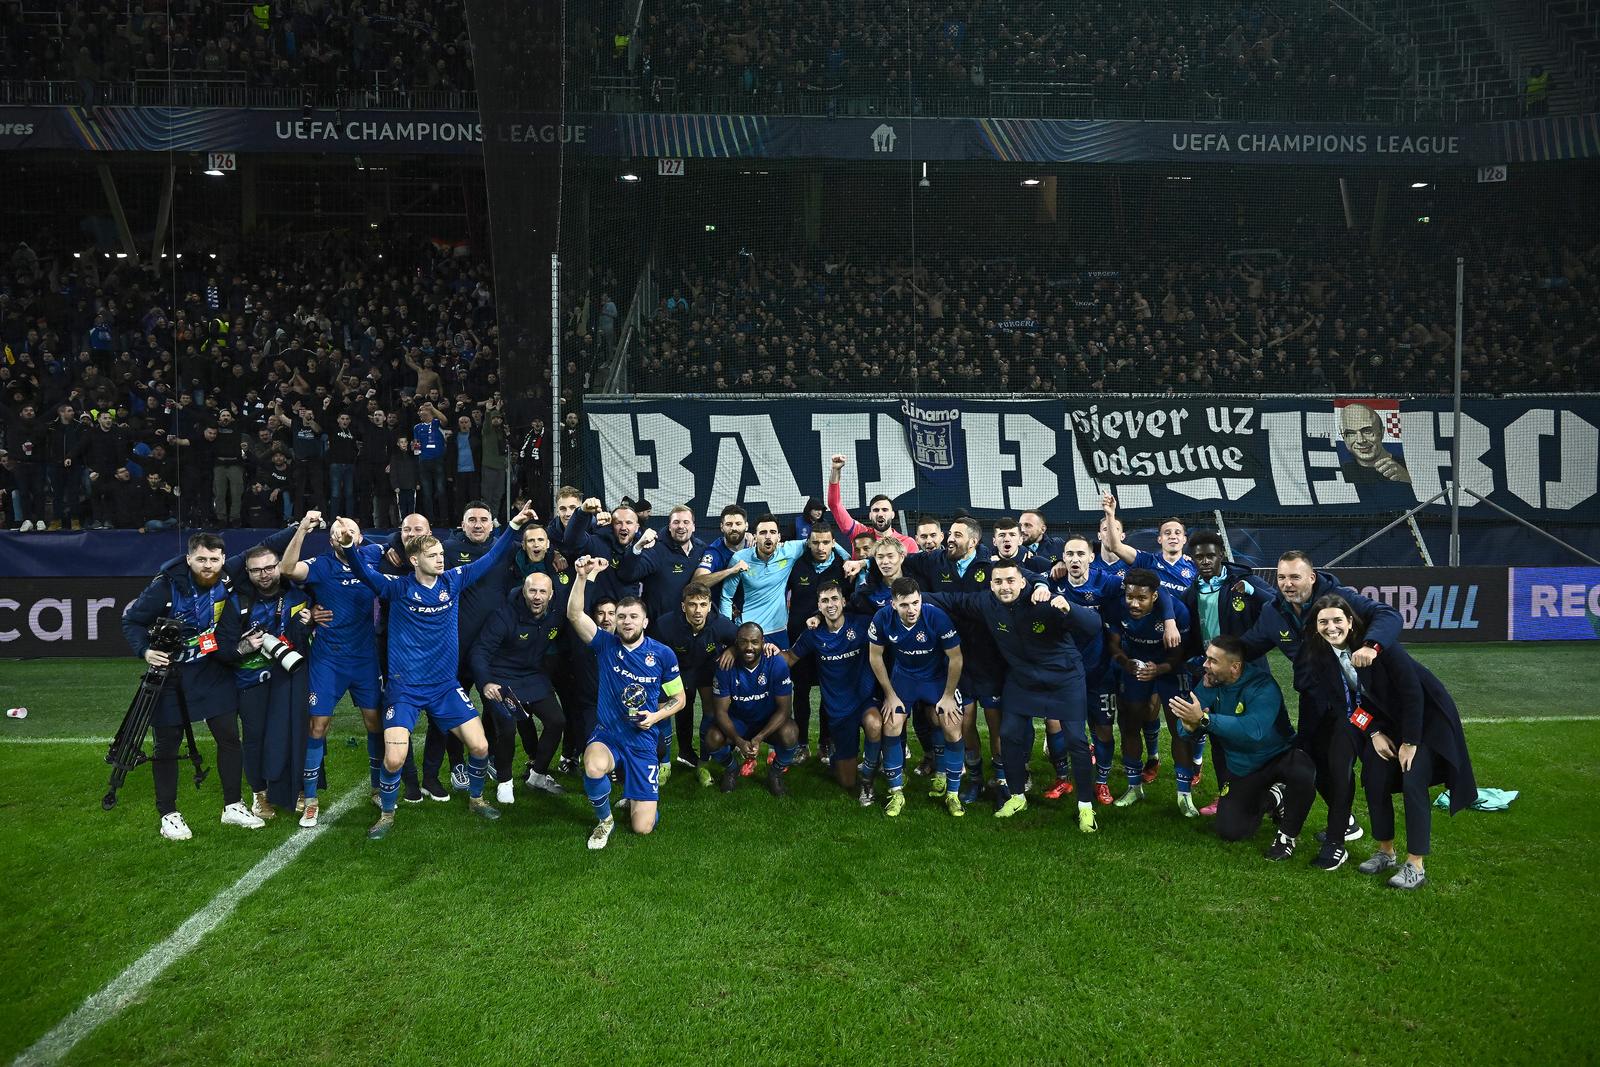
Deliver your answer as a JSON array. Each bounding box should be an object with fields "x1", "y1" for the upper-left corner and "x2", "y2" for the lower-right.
[{"x1": 1, "y1": 646, "x2": 1597, "y2": 1066}]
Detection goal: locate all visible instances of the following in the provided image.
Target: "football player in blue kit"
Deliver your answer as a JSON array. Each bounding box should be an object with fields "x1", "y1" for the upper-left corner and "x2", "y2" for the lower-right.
[
  {"x1": 566, "y1": 556, "x2": 686, "y2": 850},
  {"x1": 867, "y1": 578, "x2": 966, "y2": 818},
  {"x1": 345, "y1": 503, "x2": 539, "y2": 839},
  {"x1": 705, "y1": 623, "x2": 800, "y2": 797},
  {"x1": 1106, "y1": 568, "x2": 1197, "y2": 815},
  {"x1": 785, "y1": 579, "x2": 882, "y2": 803},
  {"x1": 278, "y1": 510, "x2": 401, "y2": 819},
  {"x1": 1049, "y1": 536, "x2": 1182, "y2": 806},
  {"x1": 1099, "y1": 493, "x2": 1194, "y2": 781}
]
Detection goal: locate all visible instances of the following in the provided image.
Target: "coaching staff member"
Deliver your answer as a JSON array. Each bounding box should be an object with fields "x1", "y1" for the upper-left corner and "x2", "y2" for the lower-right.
[
  {"x1": 1170, "y1": 636, "x2": 1316, "y2": 861},
  {"x1": 121, "y1": 523, "x2": 298, "y2": 840}
]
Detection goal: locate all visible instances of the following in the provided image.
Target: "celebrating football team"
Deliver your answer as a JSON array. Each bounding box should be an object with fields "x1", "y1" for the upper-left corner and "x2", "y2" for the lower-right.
[{"x1": 122, "y1": 462, "x2": 1476, "y2": 887}]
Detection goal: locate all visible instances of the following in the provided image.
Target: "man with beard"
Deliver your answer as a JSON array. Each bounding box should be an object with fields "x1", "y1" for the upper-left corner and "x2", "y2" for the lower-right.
[
  {"x1": 704, "y1": 622, "x2": 799, "y2": 798},
  {"x1": 694, "y1": 503, "x2": 752, "y2": 614},
  {"x1": 214, "y1": 540, "x2": 315, "y2": 822},
  {"x1": 657, "y1": 583, "x2": 739, "y2": 772},
  {"x1": 827, "y1": 453, "x2": 919, "y2": 553},
  {"x1": 620, "y1": 505, "x2": 708, "y2": 623},
  {"x1": 472, "y1": 572, "x2": 568, "y2": 803}
]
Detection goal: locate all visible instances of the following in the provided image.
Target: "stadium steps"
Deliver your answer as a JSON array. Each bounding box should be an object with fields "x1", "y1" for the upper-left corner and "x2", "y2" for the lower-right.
[{"x1": 1495, "y1": 0, "x2": 1595, "y2": 112}]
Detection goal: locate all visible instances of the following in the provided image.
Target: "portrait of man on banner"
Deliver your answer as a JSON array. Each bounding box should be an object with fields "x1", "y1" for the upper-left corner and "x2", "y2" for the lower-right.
[{"x1": 1334, "y1": 398, "x2": 1411, "y2": 485}]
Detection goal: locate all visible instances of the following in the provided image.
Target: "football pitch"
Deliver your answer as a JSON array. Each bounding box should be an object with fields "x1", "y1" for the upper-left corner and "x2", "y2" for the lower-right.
[{"x1": 2, "y1": 645, "x2": 1596, "y2": 1066}]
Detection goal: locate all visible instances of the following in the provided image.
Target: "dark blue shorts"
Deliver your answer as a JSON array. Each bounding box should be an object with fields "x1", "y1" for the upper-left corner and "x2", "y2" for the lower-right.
[
  {"x1": 821, "y1": 698, "x2": 875, "y2": 760},
  {"x1": 590, "y1": 727, "x2": 660, "y2": 802},
  {"x1": 308, "y1": 654, "x2": 380, "y2": 716},
  {"x1": 383, "y1": 684, "x2": 478, "y2": 734},
  {"x1": 959, "y1": 665, "x2": 1002, "y2": 710}
]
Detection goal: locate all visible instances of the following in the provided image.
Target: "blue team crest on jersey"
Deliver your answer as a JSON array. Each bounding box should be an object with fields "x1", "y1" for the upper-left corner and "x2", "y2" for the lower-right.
[
  {"x1": 645, "y1": 653, "x2": 656, "y2": 666},
  {"x1": 915, "y1": 631, "x2": 926, "y2": 642},
  {"x1": 440, "y1": 590, "x2": 449, "y2": 601},
  {"x1": 845, "y1": 628, "x2": 856, "y2": 639},
  {"x1": 757, "y1": 673, "x2": 767, "y2": 685}
]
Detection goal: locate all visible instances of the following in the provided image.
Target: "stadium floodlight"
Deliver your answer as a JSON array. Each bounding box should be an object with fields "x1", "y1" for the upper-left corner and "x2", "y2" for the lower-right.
[
  {"x1": 115, "y1": 252, "x2": 128, "y2": 259},
  {"x1": 1411, "y1": 181, "x2": 1430, "y2": 189},
  {"x1": 618, "y1": 172, "x2": 641, "y2": 183},
  {"x1": 1020, "y1": 178, "x2": 1042, "y2": 187},
  {"x1": 204, "y1": 168, "x2": 225, "y2": 177}
]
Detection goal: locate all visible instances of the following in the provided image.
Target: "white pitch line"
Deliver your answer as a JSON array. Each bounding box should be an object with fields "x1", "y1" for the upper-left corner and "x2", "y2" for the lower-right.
[
  {"x1": 0, "y1": 737, "x2": 113, "y2": 745},
  {"x1": 12, "y1": 782, "x2": 367, "y2": 1067},
  {"x1": 1461, "y1": 714, "x2": 1600, "y2": 725}
]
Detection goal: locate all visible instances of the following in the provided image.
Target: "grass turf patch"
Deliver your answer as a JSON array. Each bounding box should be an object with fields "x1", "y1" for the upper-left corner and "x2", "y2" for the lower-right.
[{"x1": 2, "y1": 648, "x2": 1596, "y2": 1065}]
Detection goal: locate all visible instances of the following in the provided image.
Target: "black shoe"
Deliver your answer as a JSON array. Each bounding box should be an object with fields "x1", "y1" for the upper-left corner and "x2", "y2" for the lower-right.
[
  {"x1": 422, "y1": 777, "x2": 450, "y2": 802},
  {"x1": 914, "y1": 757, "x2": 933, "y2": 777},
  {"x1": 1263, "y1": 831, "x2": 1296, "y2": 862},
  {"x1": 402, "y1": 781, "x2": 425, "y2": 804},
  {"x1": 556, "y1": 755, "x2": 576, "y2": 776},
  {"x1": 1310, "y1": 841, "x2": 1348, "y2": 871},
  {"x1": 1314, "y1": 815, "x2": 1364, "y2": 844},
  {"x1": 719, "y1": 765, "x2": 739, "y2": 793},
  {"x1": 767, "y1": 769, "x2": 788, "y2": 797}
]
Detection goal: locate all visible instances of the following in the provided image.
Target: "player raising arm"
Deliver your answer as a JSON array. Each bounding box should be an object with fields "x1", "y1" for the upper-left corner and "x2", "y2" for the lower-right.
[{"x1": 567, "y1": 556, "x2": 686, "y2": 850}]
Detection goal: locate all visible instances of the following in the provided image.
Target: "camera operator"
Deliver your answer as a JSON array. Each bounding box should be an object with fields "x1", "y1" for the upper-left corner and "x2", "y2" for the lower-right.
[
  {"x1": 120, "y1": 524, "x2": 303, "y2": 840},
  {"x1": 215, "y1": 542, "x2": 314, "y2": 824}
]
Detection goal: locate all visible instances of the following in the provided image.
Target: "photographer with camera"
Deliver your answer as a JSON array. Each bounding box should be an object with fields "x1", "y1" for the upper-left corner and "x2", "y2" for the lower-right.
[
  {"x1": 215, "y1": 541, "x2": 314, "y2": 825},
  {"x1": 119, "y1": 523, "x2": 302, "y2": 840}
]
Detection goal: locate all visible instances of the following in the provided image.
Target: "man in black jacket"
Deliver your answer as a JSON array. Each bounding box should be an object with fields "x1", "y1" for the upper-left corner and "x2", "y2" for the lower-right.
[
  {"x1": 7, "y1": 402, "x2": 47, "y2": 530},
  {"x1": 44, "y1": 403, "x2": 88, "y2": 530},
  {"x1": 326, "y1": 411, "x2": 361, "y2": 519},
  {"x1": 212, "y1": 409, "x2": 248, "y2": 528}
]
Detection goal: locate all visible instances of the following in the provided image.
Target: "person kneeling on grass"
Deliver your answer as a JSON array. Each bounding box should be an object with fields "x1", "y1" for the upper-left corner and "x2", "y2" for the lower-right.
[
  {"x1": 1168, "y1": 636, "x2": 1316, "y2": 861},
  {"x1": 567, "y1": 556, "x2": 686, "y2": 849},
  {"x1": 1305, "y1": 596, "x2": 1478, "y2": 889},
  {"x1": 701, "y1": 623, "x2": 800, "y2": 797}
]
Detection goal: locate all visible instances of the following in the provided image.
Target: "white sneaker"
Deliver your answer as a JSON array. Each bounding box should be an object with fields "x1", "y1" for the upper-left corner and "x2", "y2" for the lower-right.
[
  {"x1": 19, "y1": 520, "x2": 34, "y2": 533},
  {"x1": 450, "y1": 763, "x2": 469, "y2": 791},
  {"x1": 587, "y1": 815, "x2": 615, "y2": 850},
  {"x1": 298, "y1": 798, "x2": 320, "y2": 828},
  {"x1": 160, "y1": 811, "x2": 192, "y2": 840},
  {"x1": 221, "y1": 801, "x2": 266, "y2": 829},
  {"x1": 496, "y1": 780, "x2": 515, "y2": 805}
]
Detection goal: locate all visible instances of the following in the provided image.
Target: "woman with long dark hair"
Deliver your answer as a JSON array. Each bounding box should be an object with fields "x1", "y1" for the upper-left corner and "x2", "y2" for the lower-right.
[{"x1": 1305, "y1": 594, "x2": 1477, "y2": 889}]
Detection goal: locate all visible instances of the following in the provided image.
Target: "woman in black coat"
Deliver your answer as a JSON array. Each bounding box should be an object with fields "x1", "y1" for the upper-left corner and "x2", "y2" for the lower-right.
[{"x1": 1306, "y1": 594, "x2": 1477, "y2": 889}]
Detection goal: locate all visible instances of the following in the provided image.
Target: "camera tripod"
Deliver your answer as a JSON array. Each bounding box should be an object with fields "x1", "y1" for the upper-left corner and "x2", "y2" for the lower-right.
[{"x1": 101, "y1": 666, "x2": 209, "y2": 811}]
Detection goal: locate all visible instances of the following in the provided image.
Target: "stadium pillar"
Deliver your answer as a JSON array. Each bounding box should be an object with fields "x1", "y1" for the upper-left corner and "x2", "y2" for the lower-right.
[
  {"x1": 1369, "y1": 182, "x2": 1388, "y2": 253},
  {"x1": 148, "y1": 164, "x2": 175, "y2": 266},
  {"x1": 1450, "y1": 256, "x2": 1464, "y2": 565},
  {"x1": 240, "y1": 157, "x2": 258, "y2": 235},
  {"x1": 95, "y1": 164, "x2": 138, "y2": 259}
]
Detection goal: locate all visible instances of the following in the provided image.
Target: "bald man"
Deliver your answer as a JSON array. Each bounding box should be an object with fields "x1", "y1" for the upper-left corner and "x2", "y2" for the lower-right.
[
  {"x1": 471, "y1": 570, "x2": 569, "y2": 803},
  {"x1": 1338, "y1": 403, "x2": 1411, "y2": 485}
]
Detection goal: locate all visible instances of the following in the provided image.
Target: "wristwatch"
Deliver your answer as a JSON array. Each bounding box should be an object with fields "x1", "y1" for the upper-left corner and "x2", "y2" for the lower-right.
[{"x1": 1198, "y1": 712, "x2": 1210, "y2": 731}]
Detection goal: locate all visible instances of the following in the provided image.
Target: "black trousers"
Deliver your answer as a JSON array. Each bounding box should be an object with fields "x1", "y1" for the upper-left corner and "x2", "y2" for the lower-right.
[
  {"x1": 490, "y1": 693, "x2": 563, "y2": 782},
  {"x1": 1362, "y1": 743, "x2": 1436, "y2": 855},
  {"x1": 1215, "y1": 747, "x2": 1317, "y2": 842},
  {"x1": 421, "y1": 716, "x2": 466, "y2": 780},
  {"x1": 1310, "y1": 716, "x2": 1361, "y2": 839},
  {"x1": 563, "y1": 701, "x2": 598, "y2": 760},
  {"x1": 153, "y1": 715, "x2": 242, "y2": 815},
  {"x1": 674, "y1": 685, "x2": 700, "y2": 760}
]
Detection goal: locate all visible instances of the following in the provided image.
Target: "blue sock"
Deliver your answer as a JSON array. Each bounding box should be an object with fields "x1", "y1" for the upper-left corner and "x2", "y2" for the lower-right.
[
  {"x1": 303, "y1": 737, "x2": 325, "y2": 800},
  {"x1": 467, "y1": 753, "x2": 488, "y2": 799},
  {"x1": 366, "y1": 731, "x2": 382, "y2": 789},
  {"x1": 1093, "y1": 736, "x2": 1114, "y2": 784},
  {"x1": 943, "y1": 741, "x2": 964, "y2": 795},
  {"x1": 773, "y1": 741, "x2": 798, "y2": 769},
  {"x1": 885, "y1": 736, "x2": 905, "y2": 790},
  {"x1": 583, "y1": 773, "x2": 612, "y2": 823},
  {"x1": 1176, "y1": 763, "x2": 1193, "y2": 794},
  {"x1": 1192, "y1": 734, "x2": 1207, "y2": 768},
  {"x1": 1123, "y1": 756, "x2": 1143, "y2": 788},
  {"x1": 1046, "y1": 729, "x2": 1070, "y2": 777},
  {"x1": 379, "y1": 764, "x2": 402, "y2": 812},
  {"x1": 1142, "y1": 720, "x2": 1161, "y2": 765},
  {"x1": 707, "y1": 744, "x2": 733, "y2": 769},
  {"x1": 862, "y1": 738, "x2": 882, "y2": 779}
]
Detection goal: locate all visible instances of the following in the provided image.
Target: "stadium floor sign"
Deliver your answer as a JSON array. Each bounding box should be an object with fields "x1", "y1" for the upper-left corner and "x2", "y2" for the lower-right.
[{"x1": 583, "y1": 394, "x2": 1600, "y2": 523}]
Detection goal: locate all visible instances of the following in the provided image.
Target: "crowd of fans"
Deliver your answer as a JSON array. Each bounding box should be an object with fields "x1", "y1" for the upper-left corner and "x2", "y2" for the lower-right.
[
  {"x1": 0, "y1": 233, "x2": 609, "y2": 533},
  {"x1": 637, "y1": 233, "x2": 1600, "y2": 396},
  {"x1": 1, "y1": 0, "x2": 1423, "y2": 118},
  {"x1": 1, "y1": 0, "x2": 474, "y2": 98},
  {"x1": 635, "y1": 0, "x2": 1401, "y2": 115}
]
